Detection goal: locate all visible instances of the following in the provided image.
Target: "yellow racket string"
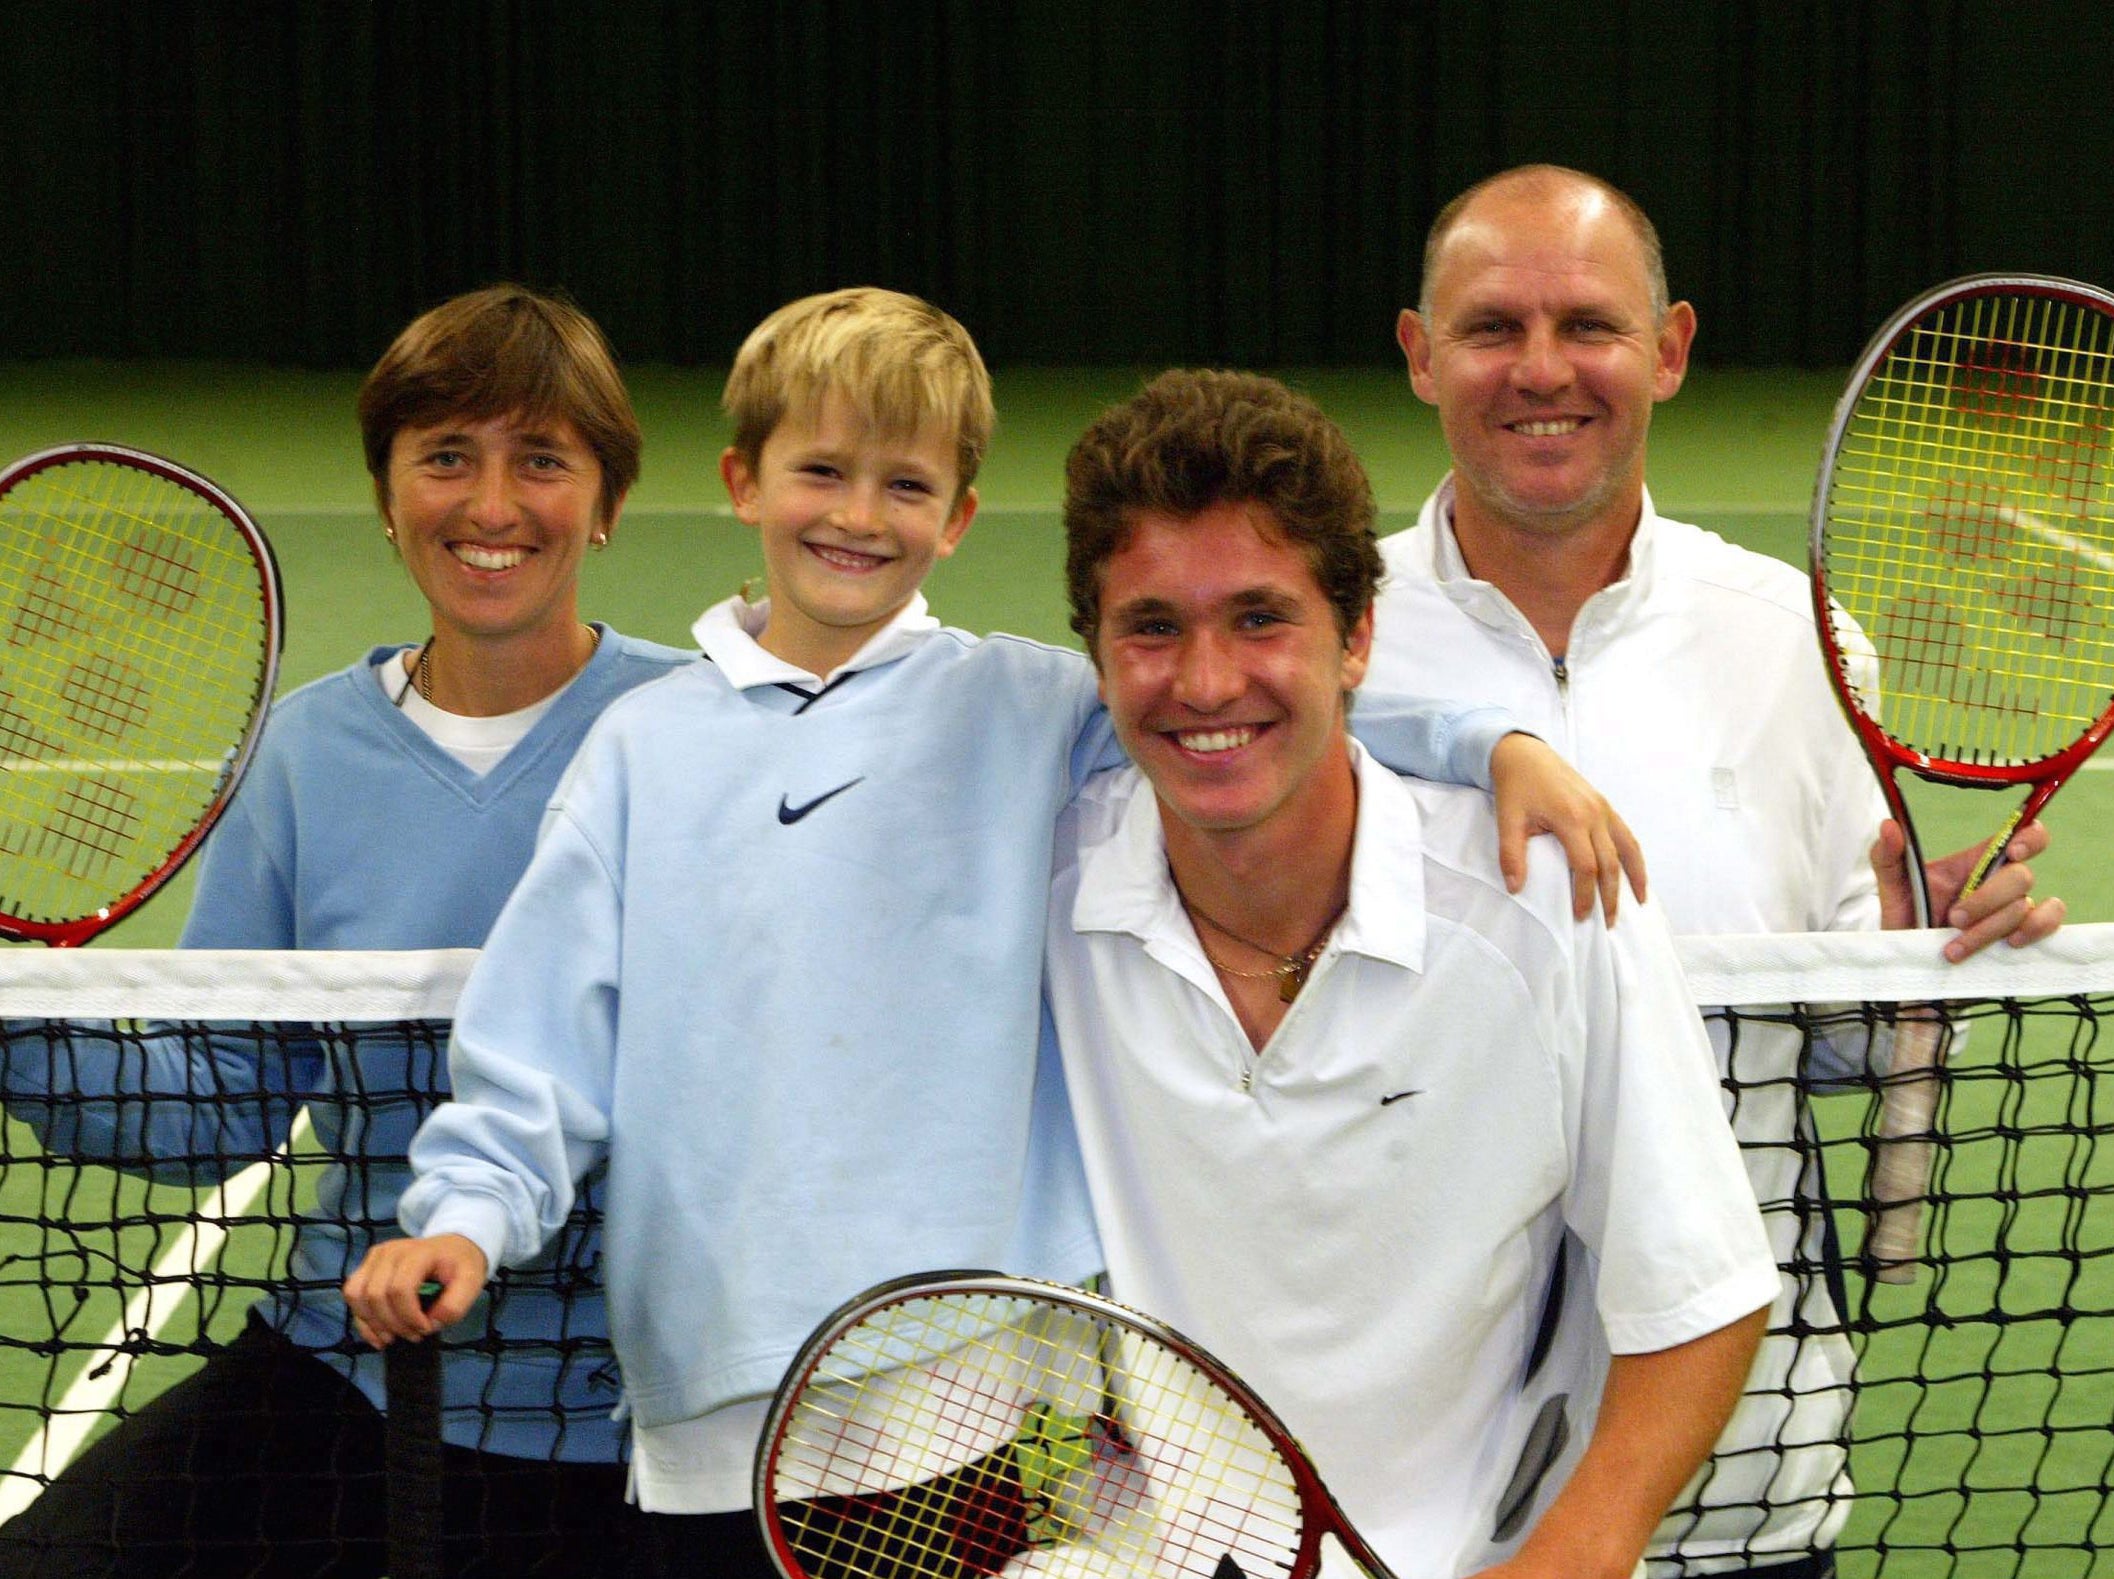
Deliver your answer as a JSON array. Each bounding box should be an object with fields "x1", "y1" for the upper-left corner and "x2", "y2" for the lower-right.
[
  {"x1": 770, "y1": 1291, "x2": 1307, "y2": 1579},
  {"x1": 1822, "y1": 291, "x2": 2114, "y2": 765},
  {"x1": 0, "y1": 459, "x2": 269, "y2": 924}
]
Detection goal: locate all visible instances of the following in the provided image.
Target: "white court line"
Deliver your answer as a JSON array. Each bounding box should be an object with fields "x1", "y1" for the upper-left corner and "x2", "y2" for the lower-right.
[
  {"x1": 1992, "y1": 503, "x2": 2114, "y2": 576},
  {"x1": 0, "y1": 1113, "x2": 310, "y2": 1525}
]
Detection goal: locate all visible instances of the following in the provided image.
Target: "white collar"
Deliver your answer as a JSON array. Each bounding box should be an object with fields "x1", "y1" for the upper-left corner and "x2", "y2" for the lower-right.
[
  {"x1": 1417, "y1": 474, "x2": 1663, "y2": 651},
  {"x1": 1071, "y1": 741, "x2": 1428, "y2": 976},
  {"x1": 691, "y1": 593, "x2": 940, "y2": 689}
]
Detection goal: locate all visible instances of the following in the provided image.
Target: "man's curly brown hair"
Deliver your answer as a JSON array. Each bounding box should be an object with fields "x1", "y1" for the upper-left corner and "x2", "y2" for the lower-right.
[{"x1": 1063, "y1": 369, "x2": 1381, "y2": 651}]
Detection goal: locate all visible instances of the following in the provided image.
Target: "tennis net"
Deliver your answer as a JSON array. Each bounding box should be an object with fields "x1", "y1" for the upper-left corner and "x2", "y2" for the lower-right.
[
  {"x1": 0, "y1": 932, "x2": 2109, "y2": 1576},
  {"x1": 1677, "y1": 925, "x2": 2114, "y2": 1579},
  {"x1": 0, "y1": 947, "x2": 629, "y2": 1574}
]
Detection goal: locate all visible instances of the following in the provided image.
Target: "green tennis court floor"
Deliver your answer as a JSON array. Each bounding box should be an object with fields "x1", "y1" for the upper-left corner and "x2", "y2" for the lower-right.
[{"x1": 0, "y1": 361, "x2": 2103, "y2": 943}]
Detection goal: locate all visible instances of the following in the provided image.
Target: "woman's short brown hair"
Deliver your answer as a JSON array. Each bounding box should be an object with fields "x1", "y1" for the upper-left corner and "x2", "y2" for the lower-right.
[{"x1": 358, "y1": 284, "x2": 640, "y2": 522}]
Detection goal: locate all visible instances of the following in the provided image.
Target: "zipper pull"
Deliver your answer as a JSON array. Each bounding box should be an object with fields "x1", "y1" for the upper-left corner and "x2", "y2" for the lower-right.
[{"x1": 1551, "y1": 654, "x2": 1569, "y2": 693}]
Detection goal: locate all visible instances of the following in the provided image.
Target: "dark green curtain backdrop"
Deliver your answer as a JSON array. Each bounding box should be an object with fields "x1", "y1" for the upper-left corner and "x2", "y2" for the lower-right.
[{"x1": 5, "y1": 1, "x2": 2111, "y2": 368}]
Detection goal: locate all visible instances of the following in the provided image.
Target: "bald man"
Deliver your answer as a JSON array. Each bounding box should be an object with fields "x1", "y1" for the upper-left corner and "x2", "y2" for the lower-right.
[{"x1": 1367, "y1": 164, "x2": 2063, "y2": 1579}]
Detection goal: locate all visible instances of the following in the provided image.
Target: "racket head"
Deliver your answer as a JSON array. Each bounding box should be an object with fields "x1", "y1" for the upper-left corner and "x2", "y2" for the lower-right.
[
  {"x1": 1810, "y1": 274, "x2": 2114, "y2": 797},
  {"x1": 0, "y1": 443, "x2": 282, "y2": 945},
  {"x1": 756, "y1": 1270, "x2": 1395, "y2": 1579}
]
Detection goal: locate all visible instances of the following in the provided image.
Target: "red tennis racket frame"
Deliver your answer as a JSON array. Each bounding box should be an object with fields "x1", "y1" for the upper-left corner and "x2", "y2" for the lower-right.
[
  {"x1": 0, "y1": 442, "x2": 283, "y2": 946},
  {"x1": 1809, "y1": 273, "x2": 2114, "y2": 925}
]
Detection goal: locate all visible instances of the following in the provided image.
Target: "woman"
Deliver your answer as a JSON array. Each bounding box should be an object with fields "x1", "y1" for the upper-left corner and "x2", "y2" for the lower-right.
[{"x1": 1, "y1": 285, "x2": 689, "y2": 1577}]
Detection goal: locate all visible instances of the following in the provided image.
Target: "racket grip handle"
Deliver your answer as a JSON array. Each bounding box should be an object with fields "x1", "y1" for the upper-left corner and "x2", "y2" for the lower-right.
[
  {"x1": 384, "y1": 1284, "x2": 446, "y2": 1579},
  {"x1": 1866, "y1": 1014, "x2": 1946, "y2": 1283}
]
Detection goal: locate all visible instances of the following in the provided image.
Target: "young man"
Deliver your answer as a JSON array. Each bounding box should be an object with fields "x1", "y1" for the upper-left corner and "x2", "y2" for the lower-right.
[
  {"x1": 1368, "y1": 165, "x2": 2065, "y2": 1578},
  {"x1": 1045, "y1": 368, "x2": 1780, "y2": 1579},
  {"x1": 343, "y1": 290, "x2": 1624, "y2": 1577}
]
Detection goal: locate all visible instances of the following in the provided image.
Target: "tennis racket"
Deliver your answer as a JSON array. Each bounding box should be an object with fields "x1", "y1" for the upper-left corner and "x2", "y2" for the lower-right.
[
  {"x1": 0, "y1": 443, "x2": 281, "y2": 945},
  {"x1": 384, "y1": 1325, "x2": 445, "y2": 1579},
  {"x1": 1810, "y1": 274, "x2": 2114, "y2": 1279},
  {"x1": 756, "y1": 1270, "x2": 1397, "y2": 1579}
]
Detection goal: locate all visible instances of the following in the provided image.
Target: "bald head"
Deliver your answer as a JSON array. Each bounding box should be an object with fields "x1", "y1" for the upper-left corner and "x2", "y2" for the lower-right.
[
  {"x1": 1420, "y1": 166, "x2": 1669, "y2": 323},
  {"x1": 1395, "y1": 161, "x2": 1696, "y2": 561}
]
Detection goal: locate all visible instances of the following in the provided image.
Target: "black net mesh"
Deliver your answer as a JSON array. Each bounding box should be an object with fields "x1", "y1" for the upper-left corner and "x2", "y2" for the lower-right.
[{"x1": 1, "y1": 935, "x2": 2111, "y2": 1576}]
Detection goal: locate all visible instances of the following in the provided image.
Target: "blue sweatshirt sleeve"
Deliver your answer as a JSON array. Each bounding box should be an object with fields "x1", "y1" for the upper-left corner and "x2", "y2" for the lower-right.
[
  {"x1": 1063, "y1": 652, "x2": 1517, "y2": 793},
  {"x1": 2, "y1": 1017, "x2": 314, "y2": 1183},
  {"x1": 1350, "y1": 692, "x2": 1518, "y2": 791},
  {"x1": 399, "y1": 797, "x2": 621, "y2": 1275}
]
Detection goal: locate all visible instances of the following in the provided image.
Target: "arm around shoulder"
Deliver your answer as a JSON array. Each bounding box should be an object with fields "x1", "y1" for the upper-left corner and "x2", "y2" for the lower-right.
[
  {"x1": 1351, "y1": 690, "x2": 1514, "y2": 790},
  {"x1": 1355, "y1": 698, "x2": 1647, "y2": 923}
]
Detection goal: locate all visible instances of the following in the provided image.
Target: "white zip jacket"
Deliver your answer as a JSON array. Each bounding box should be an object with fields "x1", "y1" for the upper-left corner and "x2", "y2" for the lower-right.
[{"x1": 1368, "y1": 478, "x2": 1888, "y2": 1573}]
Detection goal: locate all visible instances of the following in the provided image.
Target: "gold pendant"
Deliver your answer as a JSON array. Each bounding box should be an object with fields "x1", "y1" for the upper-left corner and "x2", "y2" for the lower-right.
[{"x1": 1278, "y1": 958, "x2": 1309, "y2": 1004}]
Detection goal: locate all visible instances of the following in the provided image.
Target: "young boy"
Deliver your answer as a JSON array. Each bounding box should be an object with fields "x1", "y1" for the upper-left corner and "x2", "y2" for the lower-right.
[{"x1": 343, "y1": 288, "x2": 1634, "y2": 1574}]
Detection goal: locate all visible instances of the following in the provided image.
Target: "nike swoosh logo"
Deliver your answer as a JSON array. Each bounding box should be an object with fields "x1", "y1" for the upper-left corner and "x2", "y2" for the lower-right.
[
  {"x1": 777, "y1": 777, "x2": 864, "y2": 825},
  {"x1": 1379, "y1": 1089, "x2": 1423, "y2": 1106}
]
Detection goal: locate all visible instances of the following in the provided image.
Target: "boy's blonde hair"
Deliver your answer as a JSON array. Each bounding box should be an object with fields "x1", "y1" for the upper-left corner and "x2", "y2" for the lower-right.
[{"x1": 722, "y1": 288, "x2": 994, "y2": 497}]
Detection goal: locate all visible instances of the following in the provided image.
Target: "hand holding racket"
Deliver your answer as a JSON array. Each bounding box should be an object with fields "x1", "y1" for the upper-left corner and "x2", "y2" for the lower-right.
[
  {"x1": 1810, "y1": 274, "x2": 2114, "y2": 1278},
  {"x1": 756, "y1": 1271, "x2": 1399, "y2": 1579}
]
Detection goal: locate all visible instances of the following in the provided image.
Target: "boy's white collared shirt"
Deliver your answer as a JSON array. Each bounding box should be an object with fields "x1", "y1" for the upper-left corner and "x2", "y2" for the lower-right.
[{"x1": 692, "y1": 592, "x2": 939, "y2": 689}]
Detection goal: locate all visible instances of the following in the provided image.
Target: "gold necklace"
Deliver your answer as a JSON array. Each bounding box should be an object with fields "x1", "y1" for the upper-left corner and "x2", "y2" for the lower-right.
[{"x1": 1183, "y1": 894, "x2": 1346, "y2": 1004}]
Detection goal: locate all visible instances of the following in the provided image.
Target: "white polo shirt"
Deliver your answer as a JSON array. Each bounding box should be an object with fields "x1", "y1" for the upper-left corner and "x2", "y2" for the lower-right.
[
  {"x1": 1045, "y1": 745, "x2": 1780, "y2": 1579},
  {"x1": 1369, "y1": 480, "x2": 1888, "y2": 1570}
]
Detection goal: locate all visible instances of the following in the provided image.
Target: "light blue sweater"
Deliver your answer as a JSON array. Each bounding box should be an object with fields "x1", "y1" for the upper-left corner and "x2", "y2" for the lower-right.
[
  {"x1": 2, "y1": 629, "x2": 693, "y2": 1462},
  {"x1": 400, "y1": 627, "x2": 1512, "y2": 1431}
]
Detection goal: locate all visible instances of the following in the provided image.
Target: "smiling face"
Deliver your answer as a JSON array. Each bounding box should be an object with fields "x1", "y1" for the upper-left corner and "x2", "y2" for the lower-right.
[
  {"x1": 1092, "y1": 500, "x2": 1370, "y2": 841},
  {"x1": 723, "y1": 387, "x2": 977, "y2": 676},
  {"x1": 381, "y1": 410, "x2": 611, "y2": 647},
  {"x1": 1401, "y1": 176, "x2": 1694, "y2": 549}
]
